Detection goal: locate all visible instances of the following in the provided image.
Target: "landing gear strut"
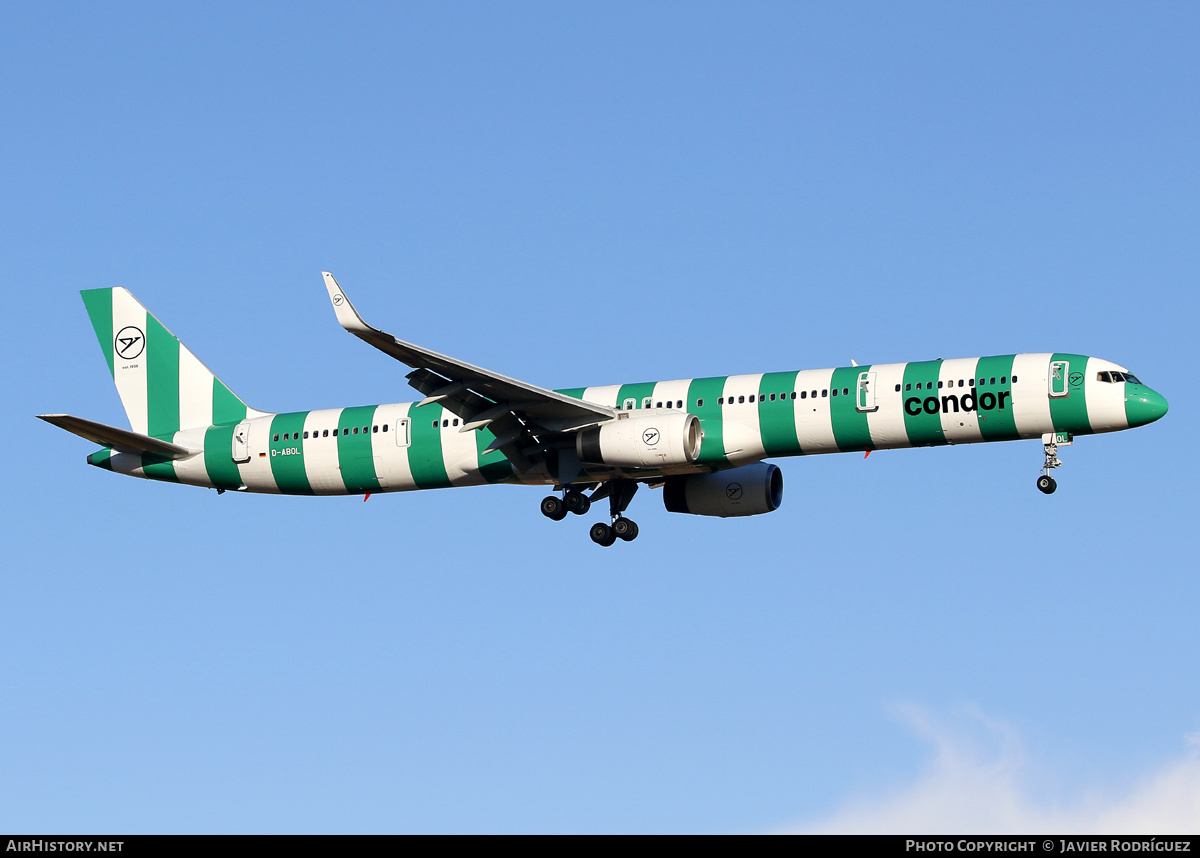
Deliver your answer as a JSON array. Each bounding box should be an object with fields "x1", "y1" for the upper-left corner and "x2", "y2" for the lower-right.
[
  {"x1": 1037, "y1": 436, "x2": 1062, "y2": 494},
  {"x1": 543, "y1": 480, "x2": 642, "y2": 544},
  {"x1": 590, "y1": 480, "x2": 639, "y2": 546}
]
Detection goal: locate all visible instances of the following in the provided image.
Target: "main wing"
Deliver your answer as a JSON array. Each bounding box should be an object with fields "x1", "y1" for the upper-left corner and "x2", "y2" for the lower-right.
[{"x1": 322, "y1": 272, "x2": 615, "y2": 471}]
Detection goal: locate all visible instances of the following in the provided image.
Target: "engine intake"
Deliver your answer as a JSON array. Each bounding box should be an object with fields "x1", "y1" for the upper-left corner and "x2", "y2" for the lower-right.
[
  {"x1": 576, "y1": 412, "x2": 702, "y2": 469},
  {"x1": 663, "y1": 462, "x2": 783, "y2": 517}
]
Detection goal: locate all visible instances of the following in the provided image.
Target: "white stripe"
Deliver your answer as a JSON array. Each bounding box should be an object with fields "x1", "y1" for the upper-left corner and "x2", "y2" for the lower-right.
[
  {"x1": 171, "y1": 427, "x2": 211, "y2": 487},
  {"x1": 794, "y1": 368, "x2": 837, "y2": 452},
  {"x1": 238, "y1": 415, "x2": 279, "y2": 493},
  {"x1": 371, "y1": 403, "x2": 417, "y2": 490},
  {"x1": 110, "y1": 288, "x2": 149, "y2": 435},
  {"x1": 938, "y1": 358, "x2": 983, "y2": 444},
  {"x1": 303, "y1": 409, "x2": 347, "y2": 494},
  {"x1": 1010, "y1": 353, "x2": 1054, "y2": 439},
  {"x1": 720, "y1": 373, "x2": 766, "y2": 464},
  {"x1": 440, "y1": 411, "x2": 484, "y2": 486},
  {"x1": 865, "y1": 362, "x2": 909, "y2": 449},
  {"x1": 1082, "y1": 357, "x2": 1128, "y2": 433},
  {"x1": 582, "y1": 384, "x2": 622, "y2": 408},
  {"x1": 177, "y1": 345, "x2": 215, "y2": 431}
]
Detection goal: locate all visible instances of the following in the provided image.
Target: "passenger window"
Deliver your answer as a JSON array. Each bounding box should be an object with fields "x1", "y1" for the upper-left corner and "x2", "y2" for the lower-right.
[
  {"x1": 916, "y1": 383, "x2": 922, "y2": 390},
  {"x1": 1012, "y1": 375, "x2": 1018, "y2": 383},
  {"x1": 821, "y1": 389, "x2": 828, "y2": 398},
  {"x1": 353, "y1": 427, "x2": 359, "y2": 434},
  {"x1": 373, "y1": 425, "x2": 379, "y2": 433},
  {"x1": 843, "y1": 388, "x2": 848, "y2": 396},
  {"x1": 969, "y1": 378, "x2": 975, "y2": 387},
  {"x1": 770, "y1": 393, "x2": 776, "y2": 401},
  {"x1": 895, "y1": 384, "x2": 901, "y2": 392},
  {"x1": 801, "y1": 391, "x2": 807, "y2": 399},
  {"x1": 273, "y1": 434, "x2": 279, "y2": 442},
  {"x1": 937, "y1": 381, "x2": 943, "y2": 389},
  {"x1": 990, "y1": 377, "x2": 996, "y2": 385},
  {"x1": 738, "y1": 396, "x2": 745, "y2": 404},
  {"x1": 431, "y1": 421, "x2": 437, "y2": 429},
  {"x1": 676, "y1": 400, "x2": 683, "y2": 409},
  {"x1": 832, "y1": 388, "x2": 838, "y2": 397},
  {"x1": 1000, "y1": 376, "x2": 1007, "y2": 384},
  {"x1": 697, "y1": 399, "x2": 704, "y2": 407},
  {"x1": 718, "y1": 397, "x2": 724, "y2": 405},
  {"x1": 905, "y1": 383, "x2": 912, "y2": 391},
  {"x1": 790, "y1": 392, "x2": 796, "y2": 399},
  {"x1": 811, "y1": 390, "x2": 817, "y2": 398},
  {"x1": 382, "y1": 424, "x2": 388, "y2": 432},
  {"x1": 959, "y1": 380, "x2": 965, "y2": 388},
  {"x1": 656, "y1": 401, "x2": 662, "y2": 408}
]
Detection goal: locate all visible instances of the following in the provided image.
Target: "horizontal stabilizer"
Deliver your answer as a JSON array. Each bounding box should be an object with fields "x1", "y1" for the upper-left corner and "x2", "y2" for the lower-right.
[{"x1": 37, "y1": 414, "x2": 198, "y2": 459}]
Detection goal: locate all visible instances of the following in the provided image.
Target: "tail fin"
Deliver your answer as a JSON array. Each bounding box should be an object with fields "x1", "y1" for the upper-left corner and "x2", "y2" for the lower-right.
[{"x1": 80, "y1": 287, "x2": 264, "y2": 436}]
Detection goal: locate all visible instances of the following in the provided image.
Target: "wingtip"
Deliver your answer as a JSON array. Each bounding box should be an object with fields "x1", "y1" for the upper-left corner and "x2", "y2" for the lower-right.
[{"x1": 321, "y1": 271, "x2": 371, "y2": 334}]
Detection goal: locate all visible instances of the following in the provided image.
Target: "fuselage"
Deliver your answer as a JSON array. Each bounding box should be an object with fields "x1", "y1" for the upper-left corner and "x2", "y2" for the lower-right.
[{"x1": 87, "y1": 352, "x2": 1168, "y2": 495}]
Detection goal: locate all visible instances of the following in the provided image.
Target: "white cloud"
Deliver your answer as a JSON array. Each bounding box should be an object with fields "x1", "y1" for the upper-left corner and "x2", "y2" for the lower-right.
[{"x1": 780, "y1": 705, "x2": 1200, "y2": 834}]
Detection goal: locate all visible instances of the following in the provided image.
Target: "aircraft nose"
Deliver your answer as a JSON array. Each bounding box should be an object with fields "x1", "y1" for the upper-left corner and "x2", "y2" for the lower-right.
[{"x1": 1125, "y1": 386, "x2": 1169, "y2": 428}]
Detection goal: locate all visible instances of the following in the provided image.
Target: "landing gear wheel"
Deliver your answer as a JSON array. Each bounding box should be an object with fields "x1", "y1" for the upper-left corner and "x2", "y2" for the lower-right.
[
  {"x1": 1036, "y1": 475, "x2": 1057, "y2": 494},
  {"x1": 540, "y1": 496, "x2": 568, "y2": 521},
  {"x1": 565, "y1": 491, "x2": 591, "y2": 515},
  {"x1": 613, "y1": 518, "x2": 639, "y2": 542},
  {"x1": 589, "y1": 522, "x2": 616, "y2": 547}
]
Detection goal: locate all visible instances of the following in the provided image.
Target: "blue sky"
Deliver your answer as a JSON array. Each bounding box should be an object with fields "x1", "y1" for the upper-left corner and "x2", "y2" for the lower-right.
[{"x1": 2, "y1": 2, "x2": 1197, "y2": 833}]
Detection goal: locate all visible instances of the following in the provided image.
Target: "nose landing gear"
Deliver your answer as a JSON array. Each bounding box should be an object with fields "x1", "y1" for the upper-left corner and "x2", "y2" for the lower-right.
[{"x1": 1037, "y1": 433, "x2": 1064, "y2": 494}]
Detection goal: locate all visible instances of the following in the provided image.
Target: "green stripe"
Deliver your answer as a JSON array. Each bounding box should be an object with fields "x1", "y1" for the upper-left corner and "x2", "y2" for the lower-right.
[
  {"x1": 87, "y1": 448, "x2": 114, "y2": 470},
  {"x1": 142, "y1": 454, "x2": 180, "y2": 483},
  {"x1": 336, "y1": 405, "x2": 381, "y2": 493},
  {"x1": 901, "y1": 360, "x2": 946, "y2": 446},
  {"x1": 1048, "y1": 353, "x2": 1091, "y2": 435},
  {"x1": 688, "y1": 376, "x2": 728, "y2": 465},
  {"x1": 475, "y1": 427, "x2": 513, "y2": 483},
  {"x1": 616, "y1": 382, "x2": 657, "y2": 411},
  {"x1": 270, "y1": 412, "x2": 314, "y2": 494},
  {"x1": 758, "y1": 371, "x2": 801, "y2": 456},
  {"x1": 829, "y1": 366, "x2": 873, "y2": 452},
  {"x1": 213, "y1": 380, "x2": 246, "y2": 425},
  {"x1": 974, "y1": 355, "x2": 1020, "y2": 441},
  {"x1": 145, "y1": 314, "x2": 180, "y2": 437},
  {"x1": 408, "y1": 403, "x2": 452, "y2": 489},
  {"x1": 556, "y1": 387, "x2": 587, "y2": 400},
  {"x1": 80, "y1": 289, "x2": 115, "y2": 378},
  {"x1": 203, "y1": 425, "x2": 243, "y2": 490}
]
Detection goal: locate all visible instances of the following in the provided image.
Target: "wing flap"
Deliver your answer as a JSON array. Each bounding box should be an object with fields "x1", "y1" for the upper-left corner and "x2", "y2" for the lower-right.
[{"x1": 321, "y1": 272, "x2": 615, "y2": 429}]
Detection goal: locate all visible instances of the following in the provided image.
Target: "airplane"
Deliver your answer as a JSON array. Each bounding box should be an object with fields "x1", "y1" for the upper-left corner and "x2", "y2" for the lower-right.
[{"x1": 39, "y1": 273, "x2": 1169, "y2": 546}]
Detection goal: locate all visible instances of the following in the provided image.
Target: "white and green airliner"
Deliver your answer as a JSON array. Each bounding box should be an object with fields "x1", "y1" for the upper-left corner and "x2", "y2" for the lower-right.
[{"x1": 40, "y1": 273, "x2": 1169, "y2": 546}]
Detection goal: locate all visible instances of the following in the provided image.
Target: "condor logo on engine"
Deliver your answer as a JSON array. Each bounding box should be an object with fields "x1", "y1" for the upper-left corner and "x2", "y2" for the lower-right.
[{"x1": 642, "y1": 428, "x2": 660, "y2": 446}]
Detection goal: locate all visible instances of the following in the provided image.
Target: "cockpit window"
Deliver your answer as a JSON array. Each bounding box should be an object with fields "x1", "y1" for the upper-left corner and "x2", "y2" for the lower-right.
[{"x1": 1099, "y1": 370, "x2": 1144, "y2": 384}]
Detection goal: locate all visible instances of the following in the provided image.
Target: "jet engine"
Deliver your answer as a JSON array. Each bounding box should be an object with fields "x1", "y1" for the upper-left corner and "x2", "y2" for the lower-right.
[
  {"x1": 662, "y1": 462, "x2": 783, "y2": 517},
  {"x1": 576, "y1": 412, "x2": 703, "y2": 469}
]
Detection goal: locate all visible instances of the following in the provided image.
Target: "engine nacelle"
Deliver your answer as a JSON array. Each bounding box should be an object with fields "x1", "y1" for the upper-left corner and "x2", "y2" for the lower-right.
[
  {"x1": 576, "y1": 412, "x2": 703, "y2": 469},
  {"x1": 662, "y1": 462, "x2": 783, "y2": 517}
]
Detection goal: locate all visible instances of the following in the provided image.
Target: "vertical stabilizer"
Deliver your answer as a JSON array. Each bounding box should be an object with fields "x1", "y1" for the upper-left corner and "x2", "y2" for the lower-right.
[{"x1": 80, "y1": 287, "x2": 265, "y2": 435}]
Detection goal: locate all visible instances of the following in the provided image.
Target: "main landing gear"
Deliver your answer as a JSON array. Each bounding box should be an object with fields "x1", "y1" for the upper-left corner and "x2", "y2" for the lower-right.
[
  {"x1": 1037, "y1": 436, "x2": 1062, "y2": 495},
  {"x1": 540, "y1": 480, "x2": 640, "y2": 546}
]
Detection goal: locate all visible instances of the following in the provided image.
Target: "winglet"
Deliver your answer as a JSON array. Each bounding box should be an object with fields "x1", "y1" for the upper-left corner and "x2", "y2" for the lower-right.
[{"x1": 322, "y1": 272, "x2": 372, "y2": 334}]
